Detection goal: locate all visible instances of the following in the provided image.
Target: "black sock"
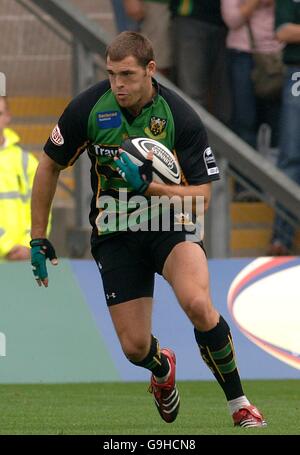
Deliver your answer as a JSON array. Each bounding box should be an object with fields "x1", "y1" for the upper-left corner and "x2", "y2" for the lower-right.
[
  {"x1": 128, "y1": 335, "x2": 170, "y2": 378},
  {"x1": 194, "y1": 315, "x2": 244, "y2": 400}
]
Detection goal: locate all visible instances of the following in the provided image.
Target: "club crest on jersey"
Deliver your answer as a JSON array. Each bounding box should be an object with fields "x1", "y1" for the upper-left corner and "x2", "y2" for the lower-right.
[
  {"x1": 50, "y1": 124, "x2": 64, "y2": 146},
  {"x1": 144, "y1": 116, "x2": 167, "y2": 139}
]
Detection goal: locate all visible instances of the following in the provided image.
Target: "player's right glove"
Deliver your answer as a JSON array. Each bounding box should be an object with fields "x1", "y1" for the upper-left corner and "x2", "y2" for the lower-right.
[
  {"x1": 114, "y1": 150, "x2": 153, "y2": 193},
  {"x1": 30, "y1": 238, "x2": 58, "y2": 286}
]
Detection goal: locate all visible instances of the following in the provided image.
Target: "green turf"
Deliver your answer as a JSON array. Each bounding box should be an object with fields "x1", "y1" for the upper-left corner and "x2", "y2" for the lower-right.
[{"x1": 0, "y1": 380, "x2": 299, "y2": 435}]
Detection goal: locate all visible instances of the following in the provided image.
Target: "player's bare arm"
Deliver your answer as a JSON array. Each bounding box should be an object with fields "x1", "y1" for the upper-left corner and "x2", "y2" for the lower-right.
[
  {"x1": 31, "y1": 152, "x2": 64, "y2": 239},
  {"x1": 145, "y1": 181, "x2": 212, "y2": 213},
  {"x1": 30, "y1": 152, "x2": 64, "y2": 287}
]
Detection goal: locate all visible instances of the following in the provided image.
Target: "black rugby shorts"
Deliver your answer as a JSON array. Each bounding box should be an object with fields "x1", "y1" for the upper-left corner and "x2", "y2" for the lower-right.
[{"x1": 92, "y1": 230, "x2": 205, "y2": 306}]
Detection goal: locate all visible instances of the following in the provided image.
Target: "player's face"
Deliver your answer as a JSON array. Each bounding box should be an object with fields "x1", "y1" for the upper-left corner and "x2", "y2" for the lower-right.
[
  {"x1": 106, "y1": 55, "x2": 156, "y2": 114},
  {"x1": 0, "y1": 98, "x2": 11, "y2": 133}
]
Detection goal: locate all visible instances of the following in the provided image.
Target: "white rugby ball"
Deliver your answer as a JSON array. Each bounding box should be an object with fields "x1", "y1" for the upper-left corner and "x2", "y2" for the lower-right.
[{"x1": 121, "y1": 137, "x2": 181, "y2": 185}]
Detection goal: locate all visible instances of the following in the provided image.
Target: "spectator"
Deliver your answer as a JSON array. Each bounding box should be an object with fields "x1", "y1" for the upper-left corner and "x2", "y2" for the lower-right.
[
  {"x1": 221, "y1": 0, "x2": 282, "y2": 148},
  {"x1": 170, "y1": 0, "x2": 230, "y2": 124},
  {"x1": 221, "y1": 0, "x2": 283, "y2": 199},
  {"x1": 123, "y1": 0, "x2": 172, "y2": 76},
  {"x1": 111, "y1": 0, "x2": 140, "y2": 32},
  {"x1": 268, "y1": 0, "x2": 300, "y2": 256},
  {"x1": 0, "y1": 96, "x2": 38, "y2": 261}
]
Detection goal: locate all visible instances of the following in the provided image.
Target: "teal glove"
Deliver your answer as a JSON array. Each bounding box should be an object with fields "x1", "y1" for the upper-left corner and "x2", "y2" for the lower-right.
[
  {"x1": 114, "y1": 151, "x2": 153, "y2": 193},
  {"x1": 30, "y1": 238, "x2": 58, "y2": 287}
]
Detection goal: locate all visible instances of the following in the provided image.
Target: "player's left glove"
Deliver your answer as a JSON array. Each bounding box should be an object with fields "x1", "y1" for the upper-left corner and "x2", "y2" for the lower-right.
[
  {"x1": 114, "y1": 150, "x2": 153, "y2": 193},
  {"x1": 30, "y1": 238, "x2": 58, "y2": 287}
]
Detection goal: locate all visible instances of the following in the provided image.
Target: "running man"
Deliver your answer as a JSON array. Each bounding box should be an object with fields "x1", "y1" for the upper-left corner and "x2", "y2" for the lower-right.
[{"x1": 30, "y1": 31, "x2": 266, "y2": 428}]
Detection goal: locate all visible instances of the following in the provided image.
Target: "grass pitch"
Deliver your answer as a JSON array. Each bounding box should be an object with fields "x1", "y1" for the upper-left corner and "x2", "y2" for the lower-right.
[{"x1": 0, "y1": 380, "x2": 299, "y2": 435}]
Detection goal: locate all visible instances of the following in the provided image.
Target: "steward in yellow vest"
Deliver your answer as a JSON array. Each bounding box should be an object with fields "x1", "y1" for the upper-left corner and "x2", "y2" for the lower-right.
[{"x1": 0, "y1": 125, "x2": 38, "y2": 260}]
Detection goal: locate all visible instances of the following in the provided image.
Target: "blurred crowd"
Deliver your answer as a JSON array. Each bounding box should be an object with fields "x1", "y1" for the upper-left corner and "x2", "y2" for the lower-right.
[{"x1": 114, "y1": 0, "x2": 300, "y2": 255}]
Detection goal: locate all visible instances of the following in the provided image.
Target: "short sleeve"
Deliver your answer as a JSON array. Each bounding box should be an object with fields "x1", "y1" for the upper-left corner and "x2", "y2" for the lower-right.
[
  {"x1": 159, "y1": 85, "x2": 220, "y2": 185},
  {"x1": 44, "y1": 80, "x2": 110, "y2": 166},
  {"x1": 44, "y1": 97, "x2": 89, "y2": 167},
  {"x1": 175, "y1": 115, "x2": 220, "y2": 185}
]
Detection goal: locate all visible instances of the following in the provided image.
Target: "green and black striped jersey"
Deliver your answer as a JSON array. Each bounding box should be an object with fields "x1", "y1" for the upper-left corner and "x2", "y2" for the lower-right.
[{"x1": 44, "y1": 78, "x2": 220, "y2": 244}]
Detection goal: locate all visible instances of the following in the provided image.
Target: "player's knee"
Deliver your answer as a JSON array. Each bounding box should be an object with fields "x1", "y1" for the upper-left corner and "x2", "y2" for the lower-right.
[
  {"x1": 122, "y1": 337, "x2": 150, "y2": 362},
  {"x1": 182, "y1": 293, "x2": 215, "y2": 328}
]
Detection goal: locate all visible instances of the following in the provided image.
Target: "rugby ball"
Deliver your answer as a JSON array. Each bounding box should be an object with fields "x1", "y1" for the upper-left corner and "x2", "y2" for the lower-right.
[{"x1": 121, "y1": 137, "x2": 181, "y2": 185}]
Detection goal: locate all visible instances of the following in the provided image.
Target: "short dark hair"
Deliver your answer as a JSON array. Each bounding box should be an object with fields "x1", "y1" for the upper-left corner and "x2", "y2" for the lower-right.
[{"x1": 106, "y1": 31, "x2": 155, "y2": 67}]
